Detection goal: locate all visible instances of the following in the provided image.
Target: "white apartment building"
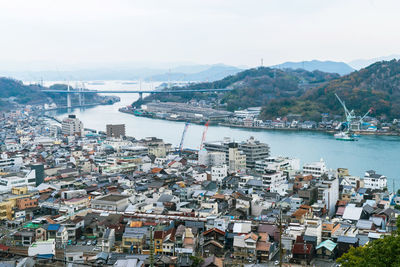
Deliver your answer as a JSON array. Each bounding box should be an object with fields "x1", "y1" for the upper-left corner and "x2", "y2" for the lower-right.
[
  {"x1": 317, "y1": 176, "x2": 339, "y2": 217},
  {"x1": 198, "y1": 150, "x2": 225, "y2": 167},
  {"x1": 0, "y1": 170, "x2": 36, "y2": 192},
  {"x1": 255, "y1": 157, "x2": 300, "y2": 173},
  {"x1": 61, "y1": 115, "x2": 83, "y2": 136},
  {"x1": 363, "y1": 170, "x2": 387, "y2": 190},
  {"x1": 211, "y1": 165, "x2": 228, "y2": 183},
  {"x1": 303, "y1": 159, "x2": 327, "y2": 177},
  {"x1": 262, "y1": 170, "x2": 286, "y2": 191},
  {"x1": 0, "y1": 153, "x2": 23, "y2": 171}
]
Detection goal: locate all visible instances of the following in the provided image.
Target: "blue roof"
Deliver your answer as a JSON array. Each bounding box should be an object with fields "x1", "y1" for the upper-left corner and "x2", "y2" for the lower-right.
[
  {"x1": 37, "y1": 254, "x2": 54, "y2": 259},
  {"x1": 316, "y1": 240, "x2": 337, "y2": 251},
  {"x1": 337, "y1": 236, "x2": 358, "y2": 244},
  {"x1": 47, "y1": 224, "x2": 60, "y2": 231}
]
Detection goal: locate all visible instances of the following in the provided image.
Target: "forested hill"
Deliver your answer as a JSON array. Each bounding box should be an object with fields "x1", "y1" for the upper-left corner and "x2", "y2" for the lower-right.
[
  {"x1": 0, "y1": 77, "x2": 109, "y2": 110},
  {"x1": 135, "y1": 67, "x2": 340, "y2": 111},
  {"x1": 261, "y1": 59, "x2": 400, "y2": 121}
]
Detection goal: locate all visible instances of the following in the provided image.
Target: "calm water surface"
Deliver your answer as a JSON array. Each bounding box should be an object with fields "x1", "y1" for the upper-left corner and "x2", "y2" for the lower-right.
[{"x1": 46, "y1": 81, "x2": 400, "y2": 190}]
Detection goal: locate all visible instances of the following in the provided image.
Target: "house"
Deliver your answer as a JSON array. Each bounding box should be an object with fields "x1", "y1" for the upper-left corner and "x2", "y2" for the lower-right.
[
  {"x1": 337, "y1": 236, "x2": 359, "y2": 257},
  {"x1": 316, "y1": 239, "x2": 338, "y2": 259},
  {"x1": 14, "y1": 231, "x2": 35, "y2": 246},
  {"x1": 342, "y1": 204, "x2": 365, "y2": 222},
  {"x1": 256, "y1": 232, "x2": 272, "y2": 263},
  {"x1": 122, "y1": 227, "x2": 148, "y2": 253},
  {"x1": 202, "y1": 228, "x2": 225, "y2": 257},
  {"x1": 101, "y1": 228, "x2": 115, "y2": 252},
  {"x1": 162, "y1": 228, "x2": 176, "y2": 256},
  {"x1": 201, "y1": 255, "x2": 223, "y2": 267},
  {"x1": 233, "y1": 232, "x2": 258, "y2": 263},
  {"x1": 292, "y1": 236, "x2": 314, "y2": 264}
]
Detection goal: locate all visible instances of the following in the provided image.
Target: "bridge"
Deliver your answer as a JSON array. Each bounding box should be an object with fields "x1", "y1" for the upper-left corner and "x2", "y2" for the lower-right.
[{"x1": 41, "y1": 88, "x2": 232, "y2": 108}]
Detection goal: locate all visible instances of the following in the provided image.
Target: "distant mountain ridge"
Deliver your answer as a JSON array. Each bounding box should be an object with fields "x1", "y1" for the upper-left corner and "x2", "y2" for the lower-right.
[
  {"x1": 348, "y1": 54, "x2": 400, "y2": 70},
  {"x1": 271, "y1": 60, "x2": 355, "y2": 75},
  {"x1": 0, "y1": 64, "x2": 243, "y2": 82},
  {"x1": 146, "y1": 64, "x2": 242, "y2": 82}
]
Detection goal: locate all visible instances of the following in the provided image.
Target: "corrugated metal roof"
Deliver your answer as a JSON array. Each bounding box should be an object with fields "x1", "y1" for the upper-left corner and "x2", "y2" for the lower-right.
[{"x1": 316, "y1": 240, "x2": 337, "y2": 251}]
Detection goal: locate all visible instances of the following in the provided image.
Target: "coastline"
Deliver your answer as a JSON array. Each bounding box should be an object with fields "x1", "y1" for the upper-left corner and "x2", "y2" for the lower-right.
[{"x1": 119, "y1": 108, "x2": 400, "y2": 137}]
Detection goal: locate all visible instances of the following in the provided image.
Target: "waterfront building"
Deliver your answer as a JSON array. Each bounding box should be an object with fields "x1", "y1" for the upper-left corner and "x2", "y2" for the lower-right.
[
  {"x1": 61, "y1": 115, "x2": 83, "y2": 136},
  {"x1": 363, "y1": 170, "x2": 387, "y2": 190},
  {"x1": 106, "y1": 124, "x2": 126, "y2": 138},
  {"x1": 303, "y1": 159, "x2": 327, "y2": 178}
]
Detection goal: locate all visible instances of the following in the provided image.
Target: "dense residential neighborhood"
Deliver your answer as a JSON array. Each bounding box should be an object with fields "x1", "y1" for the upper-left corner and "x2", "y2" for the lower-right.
[{"x1": 0, "y1": 106, "x2": 397, "y2": 267}]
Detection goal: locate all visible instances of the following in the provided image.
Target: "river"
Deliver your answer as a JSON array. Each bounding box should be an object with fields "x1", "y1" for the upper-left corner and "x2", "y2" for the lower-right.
[{"x1": 45, "y1": 80, "x2": 400, "y2": 191}]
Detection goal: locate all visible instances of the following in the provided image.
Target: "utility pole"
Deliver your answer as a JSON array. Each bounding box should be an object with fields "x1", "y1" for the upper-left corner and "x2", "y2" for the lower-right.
[
  {"x1": 149, "y1": 226, "x2": 154, "y2": 267},
  {"x1": 279, "y1": 207, "x2": 283, "y2": 267}
]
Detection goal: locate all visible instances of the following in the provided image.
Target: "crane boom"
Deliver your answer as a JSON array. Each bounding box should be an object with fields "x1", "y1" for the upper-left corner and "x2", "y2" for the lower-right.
[
  {"x1": 179, "y1": 122, "x2": 190, "y2": 156},
  {"x1": 199, "y1": 121, "x2": 210, "y2": 150},
  {"x1": 360, "y1": 108, "x2": 373, "y2": 122},
  {"x1": 335, "y1": 93, "x2": 349, "y2": 115}
]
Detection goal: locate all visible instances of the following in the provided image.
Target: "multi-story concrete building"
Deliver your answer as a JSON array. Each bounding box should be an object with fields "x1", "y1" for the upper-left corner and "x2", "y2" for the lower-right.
[
  {"x1": 61, "y1": 115, "x2": 83, "y2": 136},
  {"x1": 363, "y1": 170, "x2": 387, "y2": 190},
  {"x1": 91, "y1": 194, "x2": 130, "y2": 212},
  {"x1": 211, "y1": 165, "x2": 228, "y2": 183},
  {"x1": 204, "y1": 137, "x2": 269, "y2": 169},
  {"x1": 106, "y1": 124, "x2": 126, "y2": 138},
  {"x1": 0, "y1": 170, "x2": 37, "y2": 192},
  {"x1": 303, "y1": 159, "x2": 327, "y2": 177},
  {"x1": 239, "y1": 137, "x2": 270, "y2": 168},
  {"x1": 228, "y1": 143, "x2": 246, "y2": 173}
]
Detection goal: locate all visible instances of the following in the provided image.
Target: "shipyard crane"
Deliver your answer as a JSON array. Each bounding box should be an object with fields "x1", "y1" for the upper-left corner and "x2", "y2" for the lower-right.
[
  {"x1": 199, "y1": 120, "x2": 210, "y2": 150},
  {"x1": 179, "y1": 122, "x2": 190, "y2": 156},
  {"x1": 335, "y1": 93, "x2": 357, "y2": 123},
  {"x1": 359, "y1": 108, "x2": 373, "y2": 123}
]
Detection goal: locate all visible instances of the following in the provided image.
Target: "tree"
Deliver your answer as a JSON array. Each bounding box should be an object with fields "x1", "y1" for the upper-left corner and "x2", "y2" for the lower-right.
[{"x1": 337, "y1": 217, "x2": 400, "y2": 266}]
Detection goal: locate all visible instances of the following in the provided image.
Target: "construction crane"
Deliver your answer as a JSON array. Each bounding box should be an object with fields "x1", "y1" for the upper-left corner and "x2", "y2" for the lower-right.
[
  {"x1": 335, "y1": 93, "x2": 357, "y2": 126},
  {"x1": 179, "y1": 122, "x2": 190, "y2": 156},
  {"x1": 199, "y1": 120, "x2": 210, "y2": 150},
  {"x1": 359, "y1": 108, "x2": 373, "y2": 123}
]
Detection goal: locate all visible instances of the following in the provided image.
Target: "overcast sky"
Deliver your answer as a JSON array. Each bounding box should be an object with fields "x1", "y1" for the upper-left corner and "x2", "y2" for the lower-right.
[{"x1": 0, "y1": 0, "x2": 399, "y2": 70}]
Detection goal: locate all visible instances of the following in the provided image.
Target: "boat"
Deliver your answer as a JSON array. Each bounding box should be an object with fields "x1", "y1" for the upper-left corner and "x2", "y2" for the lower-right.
[{"x1": 334, "y1": 131, "x2": 357, "y2": 141}]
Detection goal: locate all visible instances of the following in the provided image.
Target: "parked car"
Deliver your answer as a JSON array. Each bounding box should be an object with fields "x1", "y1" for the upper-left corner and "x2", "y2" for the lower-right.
[
  {"x1": 92, "y1": 240, "x2": 97, "y2": 245},
  {"x1": 82, "y1": 240, "x2": 87, "y2": 245},
  {"x1": 87, "y1": 240, "x2": 92, "y2": 246}
]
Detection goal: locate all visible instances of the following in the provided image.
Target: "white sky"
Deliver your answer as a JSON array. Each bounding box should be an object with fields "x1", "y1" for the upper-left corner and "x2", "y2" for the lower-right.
[{"x1": 0, "y1": 0, "x2": 399, "y2": 69}]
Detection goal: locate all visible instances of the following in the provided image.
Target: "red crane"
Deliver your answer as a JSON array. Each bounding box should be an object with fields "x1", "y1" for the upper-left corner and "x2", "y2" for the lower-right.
[{"x1": 199, "y1": 121, "x2": 209, "y2": 150}]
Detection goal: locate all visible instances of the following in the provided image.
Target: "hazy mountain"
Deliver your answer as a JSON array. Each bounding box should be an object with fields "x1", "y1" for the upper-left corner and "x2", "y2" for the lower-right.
[
  {"x1": 348, "y1": 54, "x2": 400, "y2": 70},
  {"x1": 146, "y1": 64, "x2": 243, "y2": 82},
  {"x1": 0, "y1": 64, "x2": 242, "y2": 82},
  {"x1": 271, "y1": 60, "x2": 354, "y2": 75}
]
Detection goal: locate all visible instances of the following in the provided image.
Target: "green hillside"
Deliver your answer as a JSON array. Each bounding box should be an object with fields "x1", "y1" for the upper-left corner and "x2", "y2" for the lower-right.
[
  {"x1": 135, "y1": 67, "x2": 339, "y2": 111},
  {"x1": 0, "y1": 77, "x2": 111, "y2": 110},
  {"x1": 261, "y1": 59, "x2": 400, "y2": 120}
]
